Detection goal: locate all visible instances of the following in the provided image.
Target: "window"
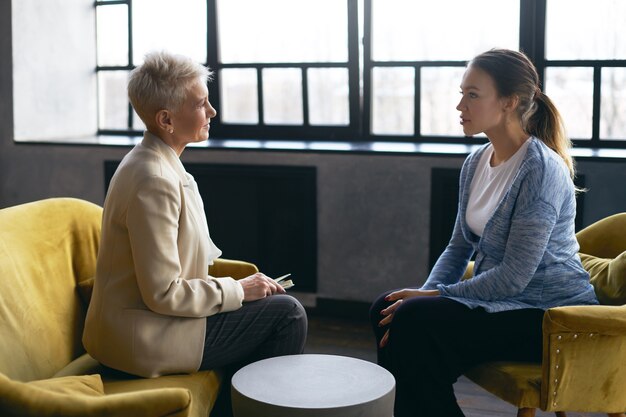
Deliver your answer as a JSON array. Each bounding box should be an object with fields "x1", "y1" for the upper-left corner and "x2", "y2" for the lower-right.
[
  {"x1": 365, "y1": 0, "x2": 519, "y2": 140},
  {"x1": 95, "y1": 0, "x2": 626, "y2": 147},
  {"x1": 543, "y1": 0, "x2": 626, "y2": 144}
]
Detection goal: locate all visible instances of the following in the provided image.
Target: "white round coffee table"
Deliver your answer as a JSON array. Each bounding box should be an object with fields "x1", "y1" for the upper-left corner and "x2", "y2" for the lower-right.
[{"x1": 231, "y1": 354, "x2": 395, "y2": 417}]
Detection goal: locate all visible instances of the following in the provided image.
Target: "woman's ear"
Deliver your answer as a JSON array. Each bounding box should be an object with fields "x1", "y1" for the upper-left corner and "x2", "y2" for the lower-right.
[
  {"x1": 155, "y1": 109, "x2": 174, "y2": 133},
  {"x1": 502, "y1": 95, "x2": 520, "y2": 113}
]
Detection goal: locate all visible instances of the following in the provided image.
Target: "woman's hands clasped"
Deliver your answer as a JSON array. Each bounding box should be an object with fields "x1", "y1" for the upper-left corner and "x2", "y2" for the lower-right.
[
  {"x1": 239, "y1": 273, "x2": 286, "y2": 302},
  {"x1": 378, "y1": 288, "x2": 439, "y2": 348}
]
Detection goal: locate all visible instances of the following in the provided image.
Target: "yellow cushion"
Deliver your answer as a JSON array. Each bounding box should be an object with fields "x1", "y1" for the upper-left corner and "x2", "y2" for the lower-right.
[
  {"x1": 209, "y1": 258, "x2": 259, "y2": 280},
  {"x1": 28, "y1": 374, "x2": 104, "y2": 396},
  {"x1": 464, "y1": 362, "x2": 542, "y2": 409},
  {"x1": 102, "y1": 369, "x2": 222, "y2": 417},
  {"x1": 0, "y1": 372, "x2": 192, "y2": 417},
  {"x1": 579, "y1": 252, "x2": 626, "y2": 305},
  {"x1": 53, "y1": 354, "x2": 220, "y2": 417}
]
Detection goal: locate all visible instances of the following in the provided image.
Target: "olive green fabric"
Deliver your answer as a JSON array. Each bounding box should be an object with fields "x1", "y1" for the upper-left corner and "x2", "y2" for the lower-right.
[
  {"x1": 464, "y1": 362, "x2": 541, "y2": 408},
  {"x1": 0, "y1": 198, "x2": 252, "y2": 417},
  {"x1": 464, "y1": 212, "x2": 626, "y2": 414},
  {"x1": 579, "y1": 252, "x2": 626, "y2": 305},
  {"x1": 27, "y1": 374, "x2": 104, "y2": 396},
  {"x1": 0, "y1": 198, "x2": 101, "y2": 381},
  {"x1": 53, "y1": 353, "x2": 221, "y2": 417},
  {"x1": 541, "y1": 305, "x2": 626, "y2": 413},
  {"x1": 103, "y1": 369, "x2": 221, "y2": 417},
  {"x1": 576, "y1": 212, "x2": 626, "y2": 259},
  {"x1": 209, "y1": 258, "x2": 259, "y2": 280},
  {"x1": 0, "y1": 372, "x2": 191, "y2": 417}
]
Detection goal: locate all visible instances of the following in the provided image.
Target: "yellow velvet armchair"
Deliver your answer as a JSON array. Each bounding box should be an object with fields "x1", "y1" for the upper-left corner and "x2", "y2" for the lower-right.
[
  {"x1": 0, "y1": 198, "x2": 258, "y2": 417},
  {"x1": 463, "y1": 213, "x2": 626, "y2": 417}
]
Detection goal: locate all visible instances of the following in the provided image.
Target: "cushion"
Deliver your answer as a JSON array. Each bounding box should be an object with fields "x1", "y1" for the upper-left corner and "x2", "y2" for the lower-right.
[
  {"x1": 0, "y1": 372, "x2": 192, "y2": 417},
  {"x1": 464, "y1": 362, "x2": 542, "y2": 409},
  {"x1": 53, "y1": 354, "x2": 220, "y2": 417},
  {"x1": 28, "y1": 374, "x2": 104, "y2": 396},
  {"x1": 102, "y1": 369, "x2": 222, "y2": 417},
  {"x1": 579, "y1": 251, "x2": 626, "y2": 305}
]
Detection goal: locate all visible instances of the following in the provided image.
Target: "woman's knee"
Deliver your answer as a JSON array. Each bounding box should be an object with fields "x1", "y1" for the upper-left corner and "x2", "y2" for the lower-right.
[
  {"x1": 272, "y1": 295, "x2": 307, "y2": 329},
  {"x1": 369, "y1": 290, "x2": 394, "y2": 326}
]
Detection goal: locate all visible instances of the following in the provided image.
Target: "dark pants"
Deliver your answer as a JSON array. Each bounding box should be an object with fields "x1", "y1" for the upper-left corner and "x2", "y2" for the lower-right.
[
  {"x1": 369, "y1": 291, "x2": 544, "y2": 417},
  {"x1": 201, "y1": 294, "x2": 308, "y2": 417}
]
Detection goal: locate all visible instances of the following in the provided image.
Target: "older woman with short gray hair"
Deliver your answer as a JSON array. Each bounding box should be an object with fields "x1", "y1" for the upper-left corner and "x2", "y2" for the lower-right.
[{"x1": 83, "y1": 51, "x2": 307, "y2": 417}]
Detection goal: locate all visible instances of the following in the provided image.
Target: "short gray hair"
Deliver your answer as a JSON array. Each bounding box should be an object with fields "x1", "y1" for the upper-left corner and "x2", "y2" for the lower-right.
[{"x1": 128, "y1": 51, "x2": 212, "y2": 127}]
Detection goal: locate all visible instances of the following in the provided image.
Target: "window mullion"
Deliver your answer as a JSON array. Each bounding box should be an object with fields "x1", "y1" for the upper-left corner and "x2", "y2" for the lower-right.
[
  {"x1": 591, "y1": 66, "x2": 602, "y2": 145},
  {"x1": 362, "y1": 0, "x2": 373, "y2": 140},
  {"x1": 206, "y1": 0, "x2": 221, "y2": 130}
]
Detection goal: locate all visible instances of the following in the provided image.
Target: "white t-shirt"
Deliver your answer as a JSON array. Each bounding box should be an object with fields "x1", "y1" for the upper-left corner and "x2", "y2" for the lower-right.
[{"x1": 466, "y1": 138, "x2": 532, "y2": 237}]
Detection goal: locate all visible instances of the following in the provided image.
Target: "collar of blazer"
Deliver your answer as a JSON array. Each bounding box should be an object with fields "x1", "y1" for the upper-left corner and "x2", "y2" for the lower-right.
[{"x1": 142, "y1": 131, "x2": 192, "y2": 187}]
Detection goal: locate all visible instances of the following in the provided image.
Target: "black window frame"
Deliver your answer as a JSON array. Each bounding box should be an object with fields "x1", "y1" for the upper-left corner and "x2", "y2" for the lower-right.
[{"x1": 95, "y1": 0, "x2": 626, "y2": 148}]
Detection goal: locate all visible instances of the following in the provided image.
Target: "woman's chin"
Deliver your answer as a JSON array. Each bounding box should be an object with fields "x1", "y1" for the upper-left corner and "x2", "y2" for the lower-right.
[{"x1": 461, "y1": 126, "x2": 480, "y2": 137}]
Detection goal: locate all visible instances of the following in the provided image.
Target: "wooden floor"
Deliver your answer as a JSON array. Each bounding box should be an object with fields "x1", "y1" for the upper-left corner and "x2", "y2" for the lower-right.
[{"x1": 303, "y1": 314, "x2": 607, "y2": 417}]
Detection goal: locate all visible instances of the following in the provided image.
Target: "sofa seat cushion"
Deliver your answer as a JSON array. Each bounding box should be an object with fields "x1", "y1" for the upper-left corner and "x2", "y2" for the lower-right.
[
  {"x1": 103, "y1": 369, "x2": 222, "y2": 417},
  {"x1": 0, "y1": 372, "x2": 191, "y2": 417},
  {"x1": 54, "y1": 354, "x2": 221, "y2": 417},
  {"x1": 463, "y1": 362, "x2": 542, "y2": 409},
  {"x1": 18, "y1": 373, "x2": 103, "y2": 396}
]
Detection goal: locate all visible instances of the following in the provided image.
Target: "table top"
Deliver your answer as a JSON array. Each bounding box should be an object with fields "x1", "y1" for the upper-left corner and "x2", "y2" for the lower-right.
[{"x1": 231, "y1": 354, "x2": 395, "y2": 409}]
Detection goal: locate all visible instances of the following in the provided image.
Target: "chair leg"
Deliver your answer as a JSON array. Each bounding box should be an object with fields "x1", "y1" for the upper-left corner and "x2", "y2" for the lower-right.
[
  {"x1": 555, "y1": 412, "x2": 567, "y2": 417},
  {"x1": 517, "y1": 408, "x2": 536, "y2": 417}
]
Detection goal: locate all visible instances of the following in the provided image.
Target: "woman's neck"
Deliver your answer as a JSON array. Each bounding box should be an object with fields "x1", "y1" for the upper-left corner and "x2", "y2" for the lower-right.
[{"x1": 486, "y1": 122, "x2": 530, "y2": 166}]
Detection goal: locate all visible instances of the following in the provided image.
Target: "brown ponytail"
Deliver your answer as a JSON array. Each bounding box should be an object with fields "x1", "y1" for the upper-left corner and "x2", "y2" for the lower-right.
[{"x1": 524, "y1": 90, "x2": 575, "y2": 179}]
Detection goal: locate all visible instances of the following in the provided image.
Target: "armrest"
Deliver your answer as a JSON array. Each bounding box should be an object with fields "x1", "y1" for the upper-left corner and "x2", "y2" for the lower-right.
[
  {"x1": 462, "y1": 261, "x2": 474, "y2": 280},
  {"x1": 0, "y1": 373, "x2": 192, "y2": 417},
  {"x1": 208, "y1": 258, "x2": 259, "y2": 280},
  {"x1": 540, "y1": 305, "x2": 626, "y2": 413},
  {"x1": 543, "y1": 304, "x2": 626, "y2": 335}
]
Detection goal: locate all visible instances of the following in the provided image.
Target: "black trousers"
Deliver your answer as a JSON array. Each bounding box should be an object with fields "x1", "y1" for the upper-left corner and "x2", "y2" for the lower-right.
[
  {"x1": 201, "y1": 294, "x2": 308, "y2": 417},
  {"x1": 369, "y1": 291, "x2": 544, "y2": 417}
]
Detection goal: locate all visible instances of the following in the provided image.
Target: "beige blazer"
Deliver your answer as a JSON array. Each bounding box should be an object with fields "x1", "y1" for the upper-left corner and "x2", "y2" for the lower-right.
[{"x1": 83, "y1": 132, "x2": 244, "y2": 378}]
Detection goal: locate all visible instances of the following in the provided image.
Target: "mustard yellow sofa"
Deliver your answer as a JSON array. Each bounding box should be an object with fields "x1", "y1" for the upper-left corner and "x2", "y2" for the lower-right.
[
  {"x1": 463, "y1": 213, "x2": 626, "y2": 417},
  {"x1": 0, "y1": 198, "x2": 258, "y2": 417}
]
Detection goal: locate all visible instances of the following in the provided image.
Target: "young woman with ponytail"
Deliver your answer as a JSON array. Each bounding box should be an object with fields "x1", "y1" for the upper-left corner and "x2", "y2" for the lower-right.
[{"x1": 370, "y1": 49, "x2": 598, "y2": 417}]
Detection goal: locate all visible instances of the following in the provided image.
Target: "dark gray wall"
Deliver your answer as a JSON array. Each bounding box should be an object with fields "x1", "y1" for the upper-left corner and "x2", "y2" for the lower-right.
[{"x1": 2, "y1": 0, "x2": 626, "y2": 305}]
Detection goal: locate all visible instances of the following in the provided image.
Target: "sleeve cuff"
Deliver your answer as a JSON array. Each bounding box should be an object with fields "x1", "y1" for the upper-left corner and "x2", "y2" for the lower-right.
[
  {"x1": 436, "y1": 283, "x2": 452, "y2": 296},
  {"x1": 214, "y1": 277, "x2": 244, "y2": 312}
]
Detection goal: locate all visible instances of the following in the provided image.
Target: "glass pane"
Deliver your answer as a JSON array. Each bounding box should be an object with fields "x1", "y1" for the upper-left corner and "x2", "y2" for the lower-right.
[
  {"x1": 262, "y1": 68, "x2": 303, "y2": 125},
  {"x1": 372, "y1": 0, "x2": 519, "y2": 61},
  {"x1": 220, "y1": 68, "x2": 259, "y2": 124},
  {"x1": 308, "y1": 68, "x2": 349, "y2": 126},
  {"x1": 96, "y1": 5, "x2": 128, "y2": 67},
  {"x1": 601, "y1": 68, "x2": 626, "y2": 140},
  {"x1": 546, "y1": 0, "x2": 626, "y2": 60},
  {"x1": 217, "y1": 0, "x2": 348, "y2": 63},
  {"x1": 544, "y1": 67, "x2": 593, "y2": 140},
  {"x1": 98, "y1": 71, "x2": 129, "y2": 130},
  {"x1": 421, "y1": 67, "x2": 466, "y2": 136},
  {"x1": 132, "y1": 0, "x2": 206, "y2": 64},
  {"x1": 371, "y1": 67, "x2": 414, "y2": 136},
  {"x1": 133, "y1": 108, "x2": 145, "y2": 131}
]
